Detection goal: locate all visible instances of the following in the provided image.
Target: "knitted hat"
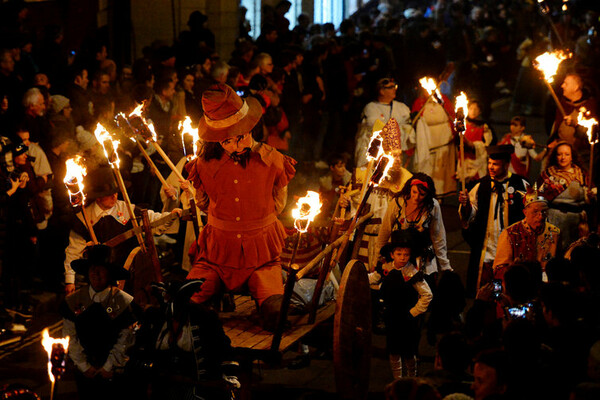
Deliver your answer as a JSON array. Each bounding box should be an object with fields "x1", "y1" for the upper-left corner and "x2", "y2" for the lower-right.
[
  {"x1": 198, "y1": 84, "x2": 262, "y2": 142},
  {"x1": 50, "y1": 95, "x2": 70, "y2": 114}
]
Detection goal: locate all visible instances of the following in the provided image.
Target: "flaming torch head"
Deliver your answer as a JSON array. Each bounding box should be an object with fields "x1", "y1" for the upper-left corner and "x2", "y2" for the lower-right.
[
  {"x1": 419, "y1": 76, "x2": 443, "y2": 104},
  {"x1": 64, "y1": 156, "x2": 87, "y2": 207},
  {"x1": 128, "y1": 102, "x2": 155, "y2": 142},
  {"x1": 179, "y1": 116, "x2": 200, "y2": 160},
  {"x1": 454, "y1": 91, "x2": 468, "y2": 134},
  {"x1": 534, "y1": 50, "x2": 570, "y2": 83},
  {"x1": 94, "y1": 123, "x2": 120, "y2": 168},
  {"x1": 577, "y1": 107, "x2": 599, "y2": 144},
  {"x1": 291, "y1": 191, "x2": 322, "y2": 233},
  {"x1": 41, "y1": 328, "x2": 69, "y2": 383}
]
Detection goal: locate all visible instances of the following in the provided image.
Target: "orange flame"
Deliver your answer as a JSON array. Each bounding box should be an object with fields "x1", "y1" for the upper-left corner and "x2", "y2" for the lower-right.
[
  {"x1": 577, "y1": 107, "x2": 598, "y2": 144},
  {"x1": 41, "y1": 328, "x2": 69, "y2": 383},
  {"x1": 372, "y1": 153, "x2": 395, "y2": 186},
  {"x1": 179, "y1": 116, "x2": 200, "y2": 160},
  {"x1": 129, "y1": 102, "x2": 144, "y2": 118},
  {"x1": 94, "y1": 123, "x2": 120, "y2": 167},
  {"x1": 366, "y1": 129, "x2": 384, "y2": 162},
  {"x1": 533, "y1": 50, "x2": 570, "y2": 83},
  {"x1": 145, "y1": 120, "x2": 158, "y2": 142},
  {"x1": 291, "y1": 191, "x2": 322, "y2": 232},
  {"x1": 454, "y1": 91, "x2": 468, "y2": 129},
  {"x1": 64, "y1": 156, "x2": 87, "y2": 205},
  {"x1": 419, "y1": 76, "x2": 442, "y2": 99}
]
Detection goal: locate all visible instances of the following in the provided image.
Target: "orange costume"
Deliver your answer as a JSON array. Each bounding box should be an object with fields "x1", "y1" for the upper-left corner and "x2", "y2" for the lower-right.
[
  {"x1": 183, "y1": 84, "x2": 296, "y2": 311},
  {"x1": 186, "y1": 143, "x2": 295, "y2": 304}
]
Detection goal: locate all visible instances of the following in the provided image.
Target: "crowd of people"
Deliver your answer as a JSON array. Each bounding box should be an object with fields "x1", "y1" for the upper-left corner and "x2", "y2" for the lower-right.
[{"x1": 1, "y1": 0, "x2": 600, "y2": 399}]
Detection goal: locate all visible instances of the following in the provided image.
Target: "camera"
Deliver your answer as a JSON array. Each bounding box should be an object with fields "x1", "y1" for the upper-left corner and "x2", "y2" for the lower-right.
[
  {"x1": 505, "y1": 303, "x2": 533, "y2": 320},
  {"x1": 492, "y1": 279, "x2": 502, "y2": 299}
]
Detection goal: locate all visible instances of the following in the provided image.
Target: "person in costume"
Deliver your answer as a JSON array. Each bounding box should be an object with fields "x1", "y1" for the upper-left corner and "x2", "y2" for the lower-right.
[
  {"x1": 377, "y1": 173, "x2": 452, "y2": 283},
  {"x1": 457, "y1": 101, "x2": 494, "y2": 183},
  {"x1": 458, "y1": 145, "x2": 529, "y2": 297},
  {"x1": 498, "y1": 116, "x2": 547, "y2": 178},
  {"x1": 493, "y1": 186, "x2": 560, "y2": 282},
  {"x1": 368, "y1": 229, "x2": 432, "y2": 379},
  {"x1": 538, "y1": 141, "x2": 596, "y2": 250},
  {"x1": 411, "y1": 86, "x2": 457, "y2": 197},
  {"x1": 183, "y1": 84, "x2": 296, "y2": 330},
  {"x1": 61, "y1": 244, "x2": 139, "y2": 400},
  {"x1": 64, "y1": 166, "x2": 181, "y2": 294},
  {"x1": 355, "y1": 77, "x2": 430, "y2": 170}
]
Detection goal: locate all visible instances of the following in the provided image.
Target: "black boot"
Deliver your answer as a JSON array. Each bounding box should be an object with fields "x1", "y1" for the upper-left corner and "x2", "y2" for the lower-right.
[{"x1": 259, "y1": 294, "x2": 284, "y2": 332}]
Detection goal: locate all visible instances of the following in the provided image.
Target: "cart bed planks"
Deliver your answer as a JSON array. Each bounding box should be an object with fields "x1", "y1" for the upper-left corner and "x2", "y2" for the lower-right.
[{"x1": 220, "y1": 297, "x2": 336, "y2": 352}]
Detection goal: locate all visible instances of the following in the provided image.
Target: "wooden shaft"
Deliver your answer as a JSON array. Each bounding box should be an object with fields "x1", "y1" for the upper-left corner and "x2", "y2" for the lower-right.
[
  {"x1": 544, "y1": 80, "x2": 567, "y2": 118},
  {"x1": 112, "y1": 167, "x2": 146, "y2": 251},
  {"x1": 459, "y1": 134, "x2": 466, "y2": 190},
  {"x1": 411, "y1": 96, "x2": 431, "y2": 128},
  {"x1": 589, "y1": 142, "x2": 595, "y2": 187},
  {"x1": 152, "y1": 141, "x2": 186, "y2": 181},
  {"x1": 80, "y1": 206, "x2": 98, "y2": 244},
  {"x1": 141, "y1": 209, "x2": 162, "y2": 282},
  {"x1": 135, "y1": 140, "x2": 169, "y2": 188}
]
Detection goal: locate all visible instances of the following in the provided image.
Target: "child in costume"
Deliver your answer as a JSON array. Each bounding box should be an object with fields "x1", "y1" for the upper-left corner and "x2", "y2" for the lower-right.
[{"x1": 369, "y1": 229, "x2": 432, "y2": 378}]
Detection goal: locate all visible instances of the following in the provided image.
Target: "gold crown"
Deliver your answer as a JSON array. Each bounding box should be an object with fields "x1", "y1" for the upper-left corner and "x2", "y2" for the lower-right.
[{"x1": 517, "y1": 183, "x2": 547, "y2": 208}]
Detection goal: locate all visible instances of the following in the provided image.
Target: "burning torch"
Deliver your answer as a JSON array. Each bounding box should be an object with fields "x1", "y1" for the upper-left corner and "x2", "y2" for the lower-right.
[
  {"x1": 94, "y1": 122, "x2": 146, "y2": 251},
  {"x1": 64, "y1": 156, "x2": 98, "y2": 244},
  {"x1": 115, "y1": 111, "x2": 172, "y2": 197},
  {"x1": 454, "y1": 91, "x2": 469, "y2": 190},
  {"x1": 533, "y1": 50, "x2": 570, "y2": 117},
  {"x1": 577, "y1": 107, "x2": 598, "y2": 187},
  {"x1": 41, "y1": 328, "x2": 69, "y2": 400}
]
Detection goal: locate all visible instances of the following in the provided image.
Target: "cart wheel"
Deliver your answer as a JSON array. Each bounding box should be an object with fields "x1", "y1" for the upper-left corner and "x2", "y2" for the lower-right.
[{"x1": 333, "y1": 259, "x2": 372, "y2": 400}]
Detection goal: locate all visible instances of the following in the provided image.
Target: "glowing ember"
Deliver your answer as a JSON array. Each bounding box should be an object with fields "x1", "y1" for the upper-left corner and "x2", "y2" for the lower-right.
[
  {"x1": 41, "y1": 328, "x2": 69, "y2": 383},
  {"x1": 533, "y1": 50, "x2": 570, "y2": 83},
  {"x1": 94, "y1": 123, "x2": 120, "y2": 167},
  {"x1": 454, "y1": 91, "x2": 469, "y2": 133},
  {"x1": 291, "y1": 191, "x2": 322, "y2": 233},
  {"x1": 371, "y1": 154, "x2": 394, "y2": 186},
  {"x1": 64, "y1": 156, "x2": 87, "y2": 206},
  {"x1": 366, "y1": 129, "x2": 384, "y2": 162},
  {"x1": 179, "y1": 116, "x2": 200, "y2": 160},
  {"x1": 577, "y1": 107, "x2": 598, "y2": 144}
]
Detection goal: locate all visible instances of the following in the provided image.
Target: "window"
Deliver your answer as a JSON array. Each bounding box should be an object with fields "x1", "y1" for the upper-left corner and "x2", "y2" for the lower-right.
[
  {"x1": 241, "y1": 0, "x2": 261, "y2": 39},
  {"x1": 285, "y1": 0, "x2": 303, "y2": 30},
  {"x1": 314, "y1": 0, "x2": 344, "y2": 29}
]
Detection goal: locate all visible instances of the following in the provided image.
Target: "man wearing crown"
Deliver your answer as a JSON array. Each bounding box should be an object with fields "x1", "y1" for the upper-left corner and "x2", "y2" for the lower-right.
[
  {"x1": 493, "y1": 185, "x2": 560, "y2": 282},
  {"x1": 183, "y1": 84, "x2": 296, "y2": 330}
]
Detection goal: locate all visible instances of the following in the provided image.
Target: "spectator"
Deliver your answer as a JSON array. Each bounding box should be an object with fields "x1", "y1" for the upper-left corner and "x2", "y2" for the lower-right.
[
  {"x1": 21, "y1": 87, "x2": 51, "y2": 146},
  {"x1": 471, "y1": 349, "x2": 509, "y2": 400}
]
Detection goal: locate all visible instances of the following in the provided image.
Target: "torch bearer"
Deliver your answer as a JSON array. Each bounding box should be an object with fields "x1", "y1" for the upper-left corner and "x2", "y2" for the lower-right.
[
  {"x1": 64, "y1": 156, "x2": 98, "y2": 244},
  {"x1": 41, "y1": 328, "x2": 69, "y2": 400},
  {"x1": 537, "y1": 0, "x2": 566, "y2": 48},
  {"x1": 454, "y1": 91, "x2": 469, "y2": 190},
  {"x1": 577, "y1": 107, "x2": 598, "y2": 187},
  {"x1": 94, "y1": 123, "x2": 146, "y2": 251},
  {"x1": 533, "y1": 50, "x2": 570, "y2": 117}
]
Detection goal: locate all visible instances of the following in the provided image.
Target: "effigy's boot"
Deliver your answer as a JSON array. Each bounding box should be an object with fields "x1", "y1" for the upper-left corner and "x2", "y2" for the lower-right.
[
  {"x1": 389, "y1": 354, "x2": 403, "y2": 379},
  {"x1": 259, "y1": 294, "x2": 284, "y2": 332}
]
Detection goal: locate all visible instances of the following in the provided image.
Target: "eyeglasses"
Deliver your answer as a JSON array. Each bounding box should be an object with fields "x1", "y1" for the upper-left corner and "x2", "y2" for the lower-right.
[{"x1": 383, "y1": 84, "x2": 398, "y2": 90}]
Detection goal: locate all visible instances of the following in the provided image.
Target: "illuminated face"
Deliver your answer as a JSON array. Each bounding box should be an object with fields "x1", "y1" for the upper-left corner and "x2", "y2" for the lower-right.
[
  {"x1": 16, "y1": 130, "x2": 30, "y2": 146},
  {"x1": 487, "y1": 158, "x2": 507, "y2": 179},
  {"x1": 555, "y1": 144, "x2": 572, "y2": 169},
  {"x1": 523, "y1": 202, "x2": 548, "y2": 231},
  {"x1": 88, "y1": 264, "x2": 110, "y2": 292},
  {"x1": 14, "y1": 152, "x2": 28, "y2": 165},
  {"x1": 391, "y1": 247, "x2": 411, "y2": 268},
  {"x1": 468, "y1": 103, "x2": 481, "y2": 119},
  {"x1": 96, "y1": 192, "x2": 118, "y2": 210},
  {"x1": 220, "y1": 133, "x2": 253, "y2": 155},
  {"x1": 30, "y1": 93, "x2": 46, "y2": 116},
  {"x1": 409, "y1": 184, "x2": 427, "y2": 205},
  {"x1": 330, "y1": 161, "x2": 346, "y2": 180},
  {"x1": 96, "y1": 74, "x2": 110, "y2": 94},
  {"x1": 561, "y1": 75, "x2": 581, "y2": 98},
  {"x1": 76, "y1": 69, "x2": 89, "y2": 89},
  {"x1": 182, "y1": 74, "x2": 195, "y2": 92},
  {"x1": 260, "y1": 56, "x2": 274, "y2": 75},
  {"x1": 510, "y1": 121, "x2": 525, "y2": 136}
]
